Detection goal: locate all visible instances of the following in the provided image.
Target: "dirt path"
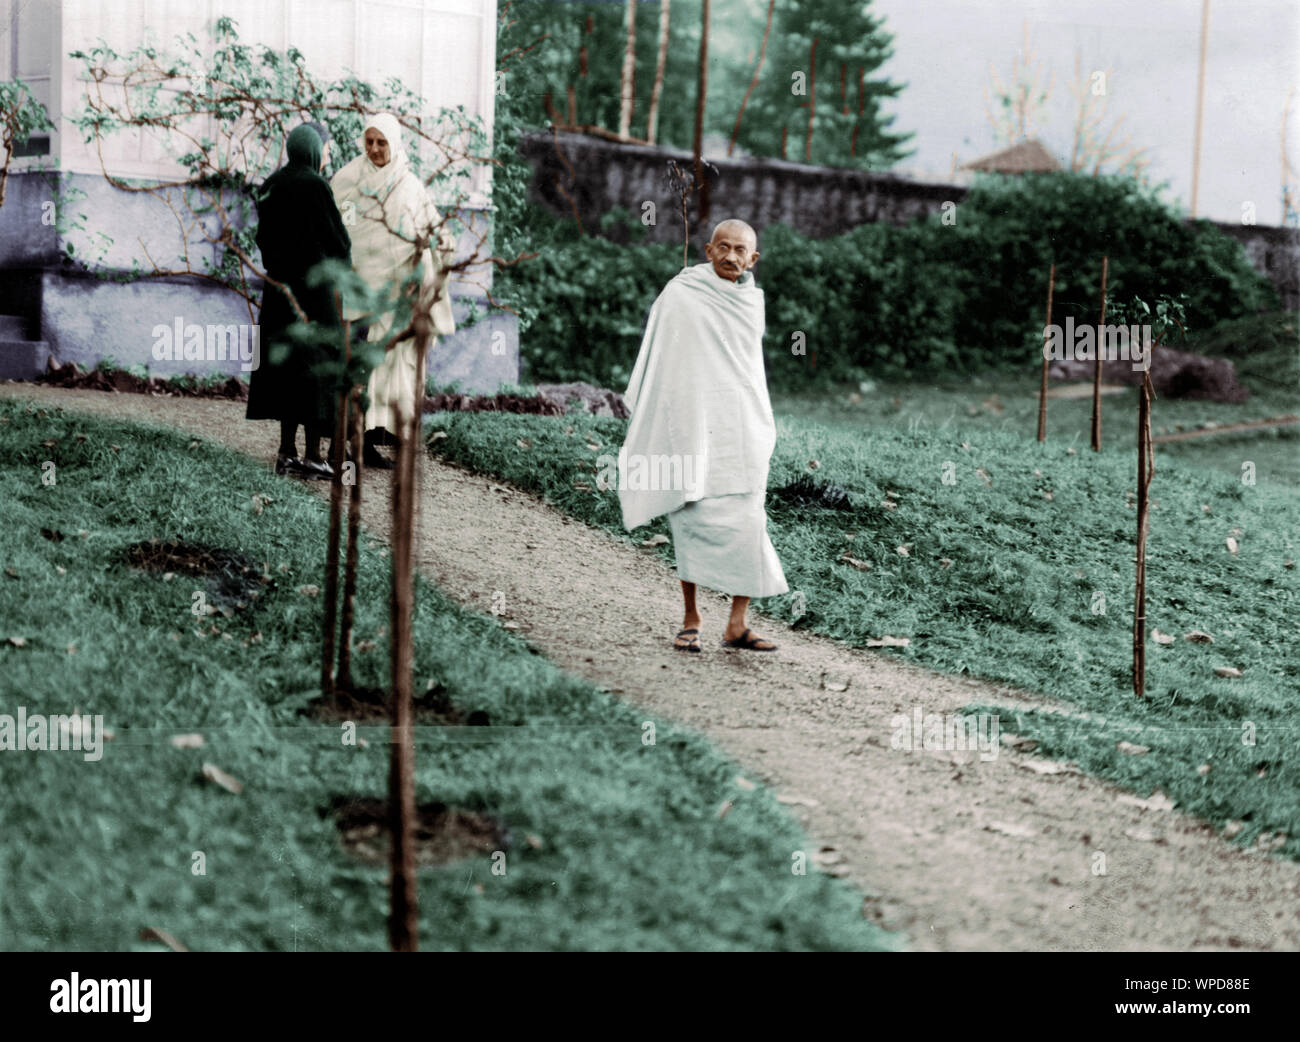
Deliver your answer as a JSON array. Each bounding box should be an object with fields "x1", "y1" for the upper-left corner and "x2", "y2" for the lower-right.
[{"x1": 7, "y1": 383, "x2": 1300, "y2": 952}]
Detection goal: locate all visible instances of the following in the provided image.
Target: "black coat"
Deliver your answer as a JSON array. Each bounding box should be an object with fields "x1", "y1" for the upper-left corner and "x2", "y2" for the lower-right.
[{"x1": 245, "y1": 161, "x2": 352, "y2": 428}]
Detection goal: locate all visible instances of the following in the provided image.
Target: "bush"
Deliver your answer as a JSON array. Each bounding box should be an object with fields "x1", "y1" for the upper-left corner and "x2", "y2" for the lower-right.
[{"x1": 497, "y1": 172, "x2": 1278, "y2": 391}]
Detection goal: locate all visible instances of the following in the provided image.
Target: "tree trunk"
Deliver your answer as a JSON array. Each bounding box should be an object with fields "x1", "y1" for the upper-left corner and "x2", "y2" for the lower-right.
[
  {"x1": 693, "y1": 0, "x2": 711, "y2": 228},
  {"x1": 728, "y1": 0, "x2": 773, "y2": 157},
  {"x1": 618, "y1": 1, "x2": 638, "y2": 140},
  {"x1": 646, "y1": 0, "x2": 670, "y2": 144},
  {"x1": 805, "y1": 37, "x2": 819, "y2": 162}
]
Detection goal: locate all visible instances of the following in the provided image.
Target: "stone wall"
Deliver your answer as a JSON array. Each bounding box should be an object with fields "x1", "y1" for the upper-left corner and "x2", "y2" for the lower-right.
[{"x1": 519, "y1": 130, "x2": 1300, "y2": 310}]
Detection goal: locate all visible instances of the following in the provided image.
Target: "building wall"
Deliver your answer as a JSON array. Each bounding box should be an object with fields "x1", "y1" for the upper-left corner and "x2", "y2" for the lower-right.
[
  {"x1": 1, "y1": 0, "x2": 518, "y2": 391},
  {"x1": 520, "y1": 130, "x2": 1300, "y2": 311}
]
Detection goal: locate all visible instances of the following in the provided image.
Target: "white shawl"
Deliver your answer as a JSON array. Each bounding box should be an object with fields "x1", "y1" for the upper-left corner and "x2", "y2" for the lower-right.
[
  {"x1": 330, "y1": 112, "x2": 455, "y2": 338},
  {"x1": 618, "y1": 263, "x2": 776, "y2": 530}
]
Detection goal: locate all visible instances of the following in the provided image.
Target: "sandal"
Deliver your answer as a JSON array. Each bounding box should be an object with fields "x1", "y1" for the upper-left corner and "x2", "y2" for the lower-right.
[
  {"x1": 673, "y1": 628, "x2": 702, "y2": 653},
  {"x1": 721, "y1": 628, "x2": 777, "y2": 652}
]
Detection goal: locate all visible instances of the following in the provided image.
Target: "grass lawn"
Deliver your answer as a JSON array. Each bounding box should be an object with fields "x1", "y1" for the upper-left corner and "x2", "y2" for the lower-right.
[
  {"x1": 426, "y1": 387, "x2": 1299, "y2": 860},
  {"x1": 0, "y1": 399, "x2": 898, "y2": 952},
  {"x1": 773, "y1": 311, "x2": 1299, "y2": 490}
]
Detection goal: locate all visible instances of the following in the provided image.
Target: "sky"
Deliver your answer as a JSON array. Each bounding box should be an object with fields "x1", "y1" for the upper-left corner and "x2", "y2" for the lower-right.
[{"x1": 862, "y1": 0, "x2": 1299, "y2": 224}]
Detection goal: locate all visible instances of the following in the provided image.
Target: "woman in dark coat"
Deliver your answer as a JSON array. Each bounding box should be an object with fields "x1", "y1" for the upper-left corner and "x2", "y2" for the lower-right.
[{"x1": 246, "y1": 123, "x2": 352, "y2": 478}]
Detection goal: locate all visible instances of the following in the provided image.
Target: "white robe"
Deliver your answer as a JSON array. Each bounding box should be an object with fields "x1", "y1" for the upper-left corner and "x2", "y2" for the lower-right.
[
  {"x1": 330, "y1": 114, "x2": 455, "y2": 433},
  {"x1": 618, "y1": 263, "x2": 787, "y2": 597}
]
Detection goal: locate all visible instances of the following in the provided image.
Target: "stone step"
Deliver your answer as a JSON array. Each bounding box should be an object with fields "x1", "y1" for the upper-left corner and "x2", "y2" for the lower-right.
[
  {"x1": 0, "y1": 315, "x2": 29, "y2": 340},
  {"x1": 0, "y1": 339, "x2": 51, "y2": 381}
]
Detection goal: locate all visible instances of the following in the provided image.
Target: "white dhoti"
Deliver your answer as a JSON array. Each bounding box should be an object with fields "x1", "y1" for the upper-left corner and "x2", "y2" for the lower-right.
[
  {"x1": 668, "y1": 492, "x2": 788, "y2": 598},
  {"x1": 364, "y1": 334, "x2": 424, "y2": 433}
]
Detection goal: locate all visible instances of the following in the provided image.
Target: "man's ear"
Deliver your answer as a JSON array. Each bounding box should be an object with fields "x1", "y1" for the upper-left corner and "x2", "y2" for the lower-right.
[{"x1": 747, "y1": 250, "x2": 760, "y2": 269}]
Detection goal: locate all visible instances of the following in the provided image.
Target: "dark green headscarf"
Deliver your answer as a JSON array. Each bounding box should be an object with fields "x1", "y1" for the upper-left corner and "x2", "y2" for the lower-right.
[{"x1": 285, "y1": 124, "x2": 323, "y2": 171}]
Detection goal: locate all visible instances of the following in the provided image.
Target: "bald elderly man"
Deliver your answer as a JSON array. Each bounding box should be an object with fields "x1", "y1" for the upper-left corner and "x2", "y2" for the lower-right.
[{"x1": 618, "y1": 219, "x2": 787, "y2": 653}]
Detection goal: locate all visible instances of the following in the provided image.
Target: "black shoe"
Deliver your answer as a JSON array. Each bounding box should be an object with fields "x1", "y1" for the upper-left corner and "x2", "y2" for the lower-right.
[
  {"x1": 275, "y1": 453, "x2": 298, "y2": 475},
  {"x1": 298, "y1": 457, "x2": 335, "y2": 481}
]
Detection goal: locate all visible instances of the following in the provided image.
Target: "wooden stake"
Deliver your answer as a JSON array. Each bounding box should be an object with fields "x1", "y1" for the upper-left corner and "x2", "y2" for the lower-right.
[
  {"x1": 1090, "y1": 256, "x2": 1108, "y2": 452},
  {"x1": 388, "y1": 310, "x2": 429, "y2": 953},
  {"x1": 1037, "y1": 263, "x2": 1056, "y2": 442},
  {"x1": 336, "y1": 384, "x2": 364, "y2": 693},
  {"x1": 1133, "y1": 354, "x2": 1155, "y2": 698},
  {"x1": 321, "y1": 310, "x2": 350, "y2": 695}
]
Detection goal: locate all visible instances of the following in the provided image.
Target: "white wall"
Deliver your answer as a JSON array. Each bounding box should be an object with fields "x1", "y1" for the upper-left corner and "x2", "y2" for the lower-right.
[{"x1": 51, "y1": 0, "x2": 496, "y2": 201}]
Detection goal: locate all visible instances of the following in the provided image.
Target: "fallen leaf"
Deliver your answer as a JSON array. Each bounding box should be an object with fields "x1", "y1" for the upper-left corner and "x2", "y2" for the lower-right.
[
  {"x1": 641, "y1": 534, "x2": 669, "y2": 547},
  {"x1": 895, "y1": 544, "x2": 911, "y2": 556},
  {"x1": 355, "y1": 639, "x2": 377, "y2": 653},
  {"x1": 1183, "y1": 630, "x2": 1214, "y2": 643},
  {"x1": 775, "y1": 794, "x2": 819, "y2": 808},
  {"x1": 1197, "y1": 763, "x2": 1212, "y2": 776},
  {"x1": 525, "y1": 834, "x2": 544, "y2": 850},
  {"x1": 1124, "y1": 826, "x2": 1161, "y2": 843},
  {"x1": 879, "y1": 499, "x2": 898, "y2": 511},
  {"x1": 986, "y1": 821, "x2": 1037, "y2": 838},
  {"x1": 1214, "y1": 666, "x2": 1243, "y2": 678},
  {"x1": 1151, "y1": 628, "x2": 1175, "y2": 645},
  {"x1": 975, "y1": 468, "x2": 992, "y2": 486},
  {"x1": 4, "y1": 567, "x2": 17, "y2": 579},
  {"x1": 1117, "y1": 741, "x2": 1150, "y2": 756},
  {"x1": 716, "y1": 799, "x2": 734, "y2": 820},
  {"x1": 429, "y1": 430, "x2": 448, "y2": 442},
  {"x1": 138, "y1": 927, "x2": 189, "y2": 953},
  {"x1": 960, "y1": 441, "x2": 971, "y2": 451},
  {"x1": 6, "y1": 636, "x2": 27, "y2": 648},
  {"x1": 1222, "y1": 820, "x2": 1244, "y2": 839},
  {"x1": 170, "y1": 733, "x2": 205, "y2": 749},
  {"x1": 807, "y1": 459, "x2": 820, "y2": 470},
  {"x1": 515, "y1": 438, "x2": 532, "y2": 450},
  {"x1": 734, "y1": 776, "x2": 756, "y2": 791},
  {"x1": 1117, "y1": 790, "x2": 1175, "y2": 812},
  {"x1": 201, "y1": 763, "x2": 244, "y2": 795},
  {"x1": 55, "y1": 566, "x2": 66, "y2": 576},
  {"x1": 297, "y1": 584, "x2": 320, "y2": 597},
  {"x1": 1017, "y1": 759, "x2": 1074, "y2": 775},
  {"x1": 866, "y1": 635, "x2": 910, "y2": 648},
  {"x1": 821, "y1": 675, "x2": 850, "y2": 692},
  {"x1": 1225, "y1": 536, "x2": 1239, "y2": 555},
  {"x1": 939, "y1": 557, "x2": 953, "y2": 568},
  {"x1": 1066, "y1": 446, "x2": 1077, "y2": 455},
  {"x1": 838, "y1": 552, "x2": 872, "y2": 571}
]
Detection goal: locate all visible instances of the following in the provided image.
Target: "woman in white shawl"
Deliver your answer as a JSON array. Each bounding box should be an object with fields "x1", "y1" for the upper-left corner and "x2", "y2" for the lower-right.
[{"x1": 330, "y1": 112, "x2": 456, "y2": 467}]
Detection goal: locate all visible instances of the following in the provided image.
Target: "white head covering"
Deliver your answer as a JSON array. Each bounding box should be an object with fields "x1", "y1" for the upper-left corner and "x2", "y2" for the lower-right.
[{"x1": 358, "y1": 112, "x2": 409, "y2": 186}]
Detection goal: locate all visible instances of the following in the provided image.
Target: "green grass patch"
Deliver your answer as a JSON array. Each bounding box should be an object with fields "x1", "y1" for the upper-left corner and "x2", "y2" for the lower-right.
[
  {"x1": 0, "y1": 400, "x2": 897, "y2": 951},
  {"x1": 427, "y1": 407, "x2": 1299, "y2": 859}
]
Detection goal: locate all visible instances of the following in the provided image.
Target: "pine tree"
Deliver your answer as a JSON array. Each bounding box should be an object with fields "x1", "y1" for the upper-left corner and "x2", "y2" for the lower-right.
[{"x1": 732, "y1": 0, "x2": 910, "y2": 168}]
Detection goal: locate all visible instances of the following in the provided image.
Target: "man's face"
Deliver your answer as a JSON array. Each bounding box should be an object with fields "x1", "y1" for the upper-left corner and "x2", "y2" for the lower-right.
[
  {"x1": 319, "y1": 139, "x2": 331, "y2": 173},
  {"x1": 704, "y1": 229, "x2": 759, "y2": 282},
  {"x1": 364, "y1": 128, "x2": 391, "y2": 168}
]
